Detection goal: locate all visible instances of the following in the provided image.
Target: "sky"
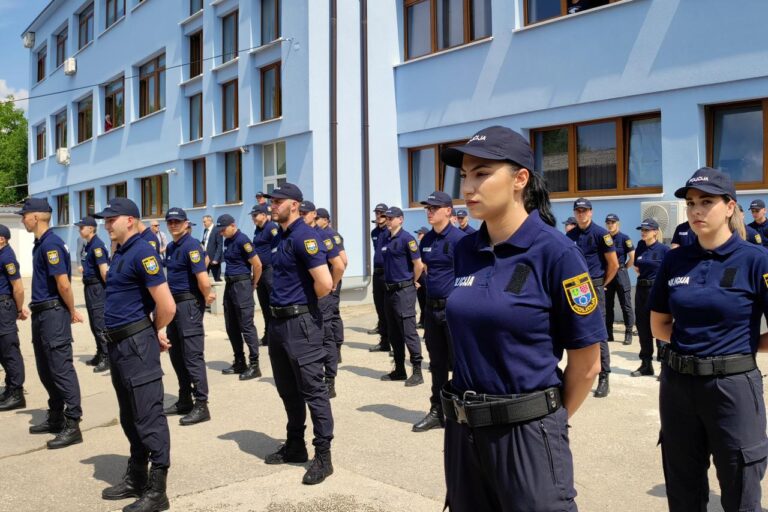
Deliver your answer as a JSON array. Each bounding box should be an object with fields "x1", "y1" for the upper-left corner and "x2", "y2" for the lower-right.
[{"x1": 0, "y1": 0, "x2": 52, "y2": 112}]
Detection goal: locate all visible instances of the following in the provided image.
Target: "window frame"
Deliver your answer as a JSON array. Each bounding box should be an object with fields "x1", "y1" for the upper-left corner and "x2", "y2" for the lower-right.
[
  {"x1": 36, "y1": 124, "x2": 47, "y2": 161},
  {"x1": 141, "y1": 174, "x2": 169, "y2": 217},
  {"x1": 139, "y1": 54, "x2": 166, "y2": 118},
  {"x1": 36, "y1": 46, "x2": 47, "y2": 82},
  {"x1": 78, "y1": 188, "x2": 95, "y2": 218},
  {"x1": 523, "y1": 0, "x2": 622, "y2": 27},
  {"x1": 189, "y1": 30, "x2": 203, "y2": 78},
  {"x1": 77, "y1": 96, "x2": 93, "y2": 143},
  {"x1": 403, "y1": 0, "x2": 492, "y2": 61},
  {"x1": 263, "y1": 140, "x2": 287, "y2": 193},
  {"x1": 221, "y1": 79, "x2": 238, "y2": 132},
  {"x1": 104, "y1": 76, "x2": 125, "y2": 130},
  {"x1": 189, "y1": 93, "x2": 203, "y2": 141},
  {"x1": 221, "y1": 10, "x2": 239, "y2": 64},
  {"x1": 224, "y1": 151, "x2": 242, "y2": 204},
  {"x1": 192, "y1": 158, "x2": 207, "y2": 207},
  {"x1": 56, "y1": 194, "x2": 70, "y2": 225},
  {"x1": 78, "y1": 3, "x2": 94, "y2": 49},
  {"x1": 106, "y1": 181, "x2": 127, "y2": 201},
  {"x1": 407, "y1": 140, "x2": 468, "y2": 207},
  {"x1": 56, "y1": 29, "x2": 68, "y2": 68},
  {"x1": 55, "y1": 111, "x2": 68, "y2": 149},
  {"x1": 260, "y1": 62, "x2": 282, "y2": 121},
  {"x1": 261, "y1": 0, "x2": 280, "y2": 45},
  {"x1": 105, "y1": 0, "x2": 126, "y2": 29}
]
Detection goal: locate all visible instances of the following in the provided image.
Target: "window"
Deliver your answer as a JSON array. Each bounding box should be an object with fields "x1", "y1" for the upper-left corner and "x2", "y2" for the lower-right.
[
  {"x1": 77, "y1": 96, "x2": 93, "y2": 143},
  {"x1": 225, "y1": 151, "x2": 241, "y2": 203},
  {"x1": 36, "y1": 46, "x2": 46, "y2": 82},
  {"x1": 707, "y1": 100, "x2": 768, "y2": 188},
  {"x1": 78, "y1": 189, "x2": 95, "y2": 218},
  {"x1": 192, "y1": 158, "x2": 206, "y2": 206},
  {"x1": 56, "y1": 28, "x2": 68, "y2": 68},
  {"x1": 106, "y1": 0, "x2": 125, "y2": 29},
  {"x1": 36, "y1": 125, "x2": 47, "y2": 160},
  {"x1": 222, "y1": 80, "x2": 238, "y2": 132},
  {"x1": 106, "y1": 182, "x2": 127, "y2": 201},
  {"x1": 525, "y1": 0, "x2": 613, "y2": 26},
  {"x1": 139, "y1": 54, "x2": 166, "y2": 117},
  {"x1": 260, "y1": 62, "x2": 281, "y2": 121},
  {"x1": 189, "y1": 30, "x2": 203, "y2": 78},
  {"x1": 190, "y1": 0, "x2": 203, "y2": 15},
  {"x1": 407, "y1": 140, "x2": 466, "y2": 205},
  {"x1": 263, "y1": 141, "x2": 287, "y2": 193},
  {"x1": 56, "y1": 194, "x2": 70, "y2": 225},
  {"x1": 190, "y1": 93, "x2": 203, "y2": 140},
  {"x1": 222, "y1": 10, "x2": 238, "y2": 63},
  {"x1": 141, "y1": 174, "x2": 169, "y2": 217},
  {"x1": 104, "y1": 77, "x2": 124, "y2": 129},
  {"x1": 55, "y1": 111, "x2": 68, "y2": 149},
  {"x1": 261, "y1": 0, "x2": 280, "y2": 45},
  {"x1": 531, "y1": 113, "x2": 663, "y2": 197},
  {"x1": 404, "y1": 0, "x2": 491, "y2": 60},
  {"x1": 79, "y1": 3, "x2": 94, "y2": 49}
]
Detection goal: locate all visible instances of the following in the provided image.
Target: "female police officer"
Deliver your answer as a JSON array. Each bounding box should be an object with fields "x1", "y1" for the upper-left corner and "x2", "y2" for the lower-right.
[
  {"x1": 650, "y1": 167, "x2": 768, "y2": 512},
  {"x1": 440, "y1": 126, "x2": 604, "y2": 511}
]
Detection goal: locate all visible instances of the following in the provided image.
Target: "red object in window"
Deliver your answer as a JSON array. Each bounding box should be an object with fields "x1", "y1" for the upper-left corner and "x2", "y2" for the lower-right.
[{"x1": 105, "y1": 115, "x2": 113, "y2": 132}]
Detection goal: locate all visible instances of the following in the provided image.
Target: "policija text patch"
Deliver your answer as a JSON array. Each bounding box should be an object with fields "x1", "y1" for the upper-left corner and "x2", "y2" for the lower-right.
[{"x1": 562, "y1": 272, "x2": 598, "y2": 315}]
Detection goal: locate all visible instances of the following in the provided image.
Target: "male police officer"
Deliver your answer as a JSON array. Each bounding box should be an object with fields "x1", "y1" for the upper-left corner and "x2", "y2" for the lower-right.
[
  {"x1": 567, "y1": 197, "x2": 619, "y2": 398},
  {"x1": 455, "y1": 209, "x2": 476, "y2": 234},
  {"x1": 368, "y1": 204, "x2": 391, "y2": 353},
  {"x1": 218, "y1": 214, "x2": 263, "y2": 380},
  {"x1": 163, "y1": 208, "x2": 214, "y2": 426},
  {"x1": 0, "y1": 224, "x2": 27, "y2": 412},
  {"x1": 18, "y1": 198, "x2": 84, "y2": 448},
  {"x1": 138, "y1": 220, "x2": 161, "y2": 255},
  {"x1": 381, "y1": 206, "x2": 424, "y2": 385},
  {"x1": 262, "y1": 183, "x2": 335, "y2": 485},
  {"x1": 413, "y1": 192, "x2": 466, "y2": 432},
  {"x1": 748, "y1": 199, "x2": 768, "y2": 247},
  {"x1": 251, "y1": 203, "x2": 279, "y2": 345},
  {"x1": 76, "y1": 216, "x2": 110, "y2": 373}
]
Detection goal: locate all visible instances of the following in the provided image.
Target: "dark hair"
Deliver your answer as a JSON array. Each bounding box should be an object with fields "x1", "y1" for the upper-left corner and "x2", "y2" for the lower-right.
[{"x1": 514, "y1": 163, "x2": 556, "y2": 226}]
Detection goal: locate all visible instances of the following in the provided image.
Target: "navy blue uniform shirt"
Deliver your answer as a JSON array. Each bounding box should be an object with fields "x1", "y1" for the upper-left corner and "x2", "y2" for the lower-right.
[
  {"x1": 634, "y1": 240, "x2": 670, "y2": 281},
  {"x1": 223, "y1": 230, "x2": 256, "y2": 277},
  {"x1": 32, "y1": 229, "x2": 71, "y2": 304},
  {"x1": 316, "y1": 225, "x2": 340, "y2": 260},
  {"x1": 81, "y1": 235, "x2": 109, "y2": 281},
  {"x1": 253, "y1": 221, "x2": 279, "y2": 267},
  {"x1": 447, "y1": 211, "x2": 606, "y2": 395},
  {"x1": 104, "y1": 233, "x2": 166, "y2": 329},
  {"x1": 650, "y1": 232, "x2": 768, "y2": 356},
  {"x1": 270, "y1": 218, "x2": 328, "y2": 307},
  {"x1": 671, "y1": 221, "x2": 697, "y2": 247},
  {"x1": 0, "y1": 245, "x2": 21, "y2": 297},
  {"x1": 460, "y1": 224, "x2": 477, "y2": 235},
  {"x1": 746, "y1": 224, "x2": 764, "y2": 246},
  {"x1": 419, "y1": 223, "x2": 466, "y2": 299},
  {"x1": 322, "y1": 226, "x2": 345, "y2": 253},
  {"x1": 141, "y1": 228, "x2": 161, "y2": 255},
  {"x1": 611, "y1": 231, "x2": 634, "y2": 266},
  {"x1": 382, "y1": 228, "x2": 420, "y2": 283},
  {"x1": 371, "y1": 226, "x2": 387, "y2": 268},
  {"x1": 566, "y1": 221, "x2": 616, "y2": 279},
  {"x1": 165, "y1": 233, "x2": 208, "y2": 296},
  {"x1": 748, "y1": 219, "x2": 768, "y2": 247}
]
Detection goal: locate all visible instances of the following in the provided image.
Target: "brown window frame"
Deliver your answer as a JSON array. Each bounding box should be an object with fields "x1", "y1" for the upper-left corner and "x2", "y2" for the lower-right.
[
  {"x1": 221, "y1": 79, "x2": 238, "y2": 132},
  {"x1": 523, "y1": 0, "x2": 623, "y2": 27},
  {"x1": 105, "y1": 0, "x2": 125, "y2": 29},
  {"x1": 221, "y1": 10, "x2": 239, "y2": 63},
  {"x1": 77, "y1": 96, "x2": 93, "y2": 143},
  {"x1": 189, "y1": 93, "x2": 203, "y2": 140},
  {"x1": 36, "y1": 125, "x2": 47, "y2": 160},
  {"x1": 530, "y1": 113, "x2": 663, "y2": 199},
  {"x1": 56, "y1": 29, "x2": 67, "y2": 67},
  {"x1": 106, "y1": 181, "x2": 127, "y2": 201},
  {"x1": 104, "y1": 76, "x2": 125, "y2": 129},
  {"x1": 261, "y1": 0, "x2": 280, "y2": 45},
  {"x1": 403, "y1": 0, "x2": 492, "y2": 61},
  {"x1": 139, "y1": 54, "x2": 166, "y2": 118},
  {"x1": 55, "y1": 111, "x2": 67, "y2": 149},
  {"x1": 56, "y1": 194, "x2": 70, "y2": 225},
  {"x1": 36, "y1": 46, "x2": 46, "y2": 82},
  {"x1": 224, "y1": 151, "x2": 242, "y2": 204},
  {"x1": 141, "y1": 174, "x2": 169, "y2": 217},
  {"x1": 192, "y1": 158, "x2": 207, "y2": 207},
  {"x1": 189, "y1": 30, "x2": 203, "y2": 78},
  {"x1": 260, "y1": 62, "x2": 282, "y2": 121},
  {"x1": 407, "y1": 140, "x2": 468, "y2": 207},
  {"x1": 78, "y1": 189, "x2": 95, "y2": 219},
  {"x1": 78, "y1": 3, "x2": 94, "y2": 49}
]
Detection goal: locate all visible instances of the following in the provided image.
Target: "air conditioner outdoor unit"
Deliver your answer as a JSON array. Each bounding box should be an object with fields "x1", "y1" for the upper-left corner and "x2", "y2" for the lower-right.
[
  {"x1": 640, "y1": 200, "x2": 687, "y2": 244},
  {"x1": 63, "y1": 57, "x2": 77, "y2": 75},
  {"x1": 56, "y1": 147, "x2": 70, "y2": 165},
  {"x1": 23, "y1": 32, "x2": 35, "y2": 48}
]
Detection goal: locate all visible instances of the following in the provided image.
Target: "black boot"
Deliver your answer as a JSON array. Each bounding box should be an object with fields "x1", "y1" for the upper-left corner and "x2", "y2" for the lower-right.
[
  {"x1": 623, "y1": 329, "x2": 633, "y2": 346},
  {"x1": 163, "y1": 395, "x2": 193, "y2": 416},
  {"x1": 302, "y1": 449, "x2": 333, "y2": 485},
  {"x1": 594, "y1": 372, "x2": 610, "y2": 398},
  {"x1": 260, "y1": 335, "x2": 268, "y2": 346},
  {"x1": 179, "y1": 401, "x2": 210, "y2": 426},
  {"x1": 86, "y1": 352, "x2": 100, "y2": 366},
  {"x1": 222, "y1": 356, "x2": 247, "y2": 375},
  {"x1": 47, "y1": 416, "x2": 83, "y2": 449},
  {"x1": 123, "y1": 465, "x2": 169, "y2": 512},
  {"x1": 631, "y1": 360, "x2": 654, "y2": 377},
  {"x1": 102, "y1": 459, "x2": 148, "y2": 500},
  {"x1": 239, "y1": 361, "x2": 262, "y2": 381},
  {"x1": 368, "y1": 341, "x2": 390, "y2": 352},
  {"x1": 412, "y1": 405, "x2": 444, "y2": 432},
  {"x1": 93, "y1": 357, "x2": 110, "y2": 373},
  {"x1": 29, "y1": 410, "x2": 64, "y2": 434},
  {"x1": 326, "y1": 378, "x2": 336, "y2": 399},
  {"x1": 0, "y1": 387, "x2": 25, "y2": 411},
  {"x1": 381, "y1": 364, "x2": 407, "y2": 381},
  {"x1": 265, "y1": 439, "x2": 309, "y2": 465},
  {"x1": 337, "y1": 345, "x2": 342, "y2": 364},
  {"x1": 404, "y1": 365, "x2": 424, "y2": 387}
]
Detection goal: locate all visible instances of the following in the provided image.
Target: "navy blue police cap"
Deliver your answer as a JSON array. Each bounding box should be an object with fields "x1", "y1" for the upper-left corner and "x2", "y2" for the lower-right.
[
  {"x1": 255, "y1": 191, "x2": 265, "y2": 197},
  {"x1": 420, "y1": 191, "x2": 453, "y2": 207},
  {"x1": 263, "y1": 183, "x2": 303, "y2": 202},
  {"x1": 414, "y1": 226, "x2": 429, "y2": 235},
  {"x1": 749, "y1": 199, "x2": 766, "y2": 210},
  {"x1": 373, "y1": 203, "x2": 388, "y2": 213},
  {"x1": 674, "y1": 167, "x2": 736, "y2": 200},
  {"x1": 15, "y1": 197, "x2": 52, "y2": 215},
  {"x1": 0, "y1": 225, "x2": 11, "y2": 240},
  {"x1": 636, "y1": 218, "x2": 660, "y2": 230},
  {"x1": 165, "y1": 208, "x2": 188, "y2": 221},
  {"x1": 316, "y1": 208, "x2": 330, "y2": 219},
  {"x1": 605, "y1": 213, "x2": 620, "y2": 222},
  {"x1": 74, "y1": 216, "x2": 97, "y2": 227},
  {"x1": 385, "y1": 206, "x2": 404, "y2": 218},
  {"x1": 215, "y1": 214, "x2": 236, "y2": 228},
  {"x1": 93, "y1": 197, "x2": 141, "y2": 219},
  {"x1": 573, "y1": 198, "x2": 592, "y2": 210},
  {"x1": 250, "y1": 204, "x2": 269, "y2": 215},
  {"x1": 299, "y1": 201, "x2": 316, "y2": 213},
  {"x1": 456, "y1": 209, "x2": 468, "y2": 218},
  {"x1": 440, "y1": 125, "x2": 535, "y2": 171},
  {"x1": 562, "y1": 216, "x2": 577, "y2": 226}
]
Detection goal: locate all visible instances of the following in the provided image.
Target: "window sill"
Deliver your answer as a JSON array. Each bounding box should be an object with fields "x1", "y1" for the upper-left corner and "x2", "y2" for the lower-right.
[
  {"x1": 131, "y1": 0, "x2": 150, "y2": 13},
  {"x1": 132, "y1": 108, "x2": 166, "y2": 125},
  {"x1": 180, "y1": 74, "x2": 203, "y2": 87},
  {"x1": 179, "y1": 9, "x2": 203, "y2": 25},
  {"x1": 249, "y1": 37, "x2": 285, "y2": 55},
  {"x1": 98, "y1": 124, "x2": 125, "y2": 138},
  {"x1": 33, "y1": 155, "x2": 52, "y2": 163},
  {"x1": 516, "y1": 0, "x2": 642, "y2": 32},
  {"x1": 73, "y1": 41, "x2": 93, "y2": 58},
  {"x1": 99, "y1": 16, "x2": 126, "y2": 40},
  {"x1": 248, "y1": 117, "x2": 282, "y2": 128},
  {"x1": 71, "y1": 138, "x2": 93, "y2": 149},
  {"x1": 32, "y1": 76, "x2": 47, "y2": 90},
  {"x1": 179, "y1": 138, "x2": 203, "y2": 147},
  {"x1": 186, "y1": 206, "x2": 207, "y2": 211},
  {"x1": 735, "y1": 187, "x2": 768, "y2": 195},
  {"x1": 212, "y1": 128, "x2": 238, "y2": 138},
  {"x1": 210, "y1": 0, "x2": 227, "y2": 6},
  {"x1": 550, "y1": 192, "x2": 664, "y2": 203},
  {"x1": 212, "y1": 57, "x2": 238, "y2": 73},
  {"x1": 212, "y1": 202, "x2": 243, "y2": 208},
  {"x1": 397, "y1": 37, "x2": 493, "y2": 68}
]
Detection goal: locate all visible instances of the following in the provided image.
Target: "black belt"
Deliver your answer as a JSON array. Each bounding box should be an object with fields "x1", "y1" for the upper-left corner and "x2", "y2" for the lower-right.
[
  {"x1": 592, "y1": 278, "x2": 604, "y2": 286},
  {"x1": 442, "y1": 385, "x2": 562, "y2": 427},
  {"x1": 83, "y1": 277, "x2": 103, "y2": 286},
  {"x1": 29, "y1": 299, "x2": 61, "y2": 313},
  {"x1": 385, "y1": 280, "x2": 413, "y2": 292},
  {"x1": 225, "y1": 274, "x2": 251, "y2": 283},
  {"x1": 103, "y1": 317, "x2": 153, "y2": 344},
  {"x1": 373, "y1": 268, "x2": 384, "y2": 275},
  {"x1": 270, "y1": 304, "x2": 310, "y2": 318},
  {"x1": 172, "y1": 292, "x2": 198, "y2": 303},
  {"x1": 427, "y1": 298, "x2": 447, "y2": 309},
  {"x1": 0, "y1": 294, "x2": 11, "y2": 301},
  {"x1": 663, "y1": 349, "x2": 757, "y2": 377},
  {"x1": 637, "y1": 279, "x2": 654, "y2": 287}
]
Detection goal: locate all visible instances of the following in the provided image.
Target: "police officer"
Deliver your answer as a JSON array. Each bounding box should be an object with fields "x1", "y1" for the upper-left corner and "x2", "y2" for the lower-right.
[
  {"x1": 440, "y1": 126, "x2": 604, "y2": 511},
  {"x1": 604, "y1": 213, "x2": 635, "y2": 345},
  {"x1": 316, "y1": 208, "x2": 347, "y2": 366},
  {"x1": 76, "y1": 216, "x2": 111, "y2": 373},
  {"x1": 94, "y1": 198, "x2": 175, "y2": 512},
  {"x1": 0, "y1": 224, "x2": 27, "y2": 412},
  {"x1": 650, "y1": 167, "x2": 768, "y2": 512},
  {"x1": 251, "y1": 203, "x2": 279, "y2": 345},
  {"x1": 631, "y1": 218, "x2": 668, "y2": 377},
  {"x1": 455, "y1": 209, "x2": 476, "y2": 234},
  {"x1": 567, "y1": 197, "x2": 619, "y2": 397},
  {"x1": 739, "y1": 204, "x2": 763, "y2": 245},
  {"x1": 368, "y1": 203, "x2": 391, "y2": 353},
  {"x1": 380, "y1": 206, "x2": 424, "y2": 386},
  {"x1": 414, "y1": 226, "x2": 429, "y2": 329},
  {"x1": 563, "y1": 216, "x2": 577, "y2": 233},
  {"x1": 747, "y1": 198, "x2": 768, "y2": 247},
  {"x1": 261, "y1": 183, "x2": 335, "y2": 485},
  {"x1": 163, "y1": 208, "x2": 214, "y2": 426},
  {"x1": 217, "y1": 214, "x2": 262, "y2": 379},
  {"x1": 413, "y1": 191, "x2": 466, "y2": 432},
  {"x1": 139, "y1": 220, "x2": 161, "y2": 255},
  {"x1": 17, "y1": 198, "x2": 84, "y2": 449},
  {"x1": 670, "y1": 220, "x2": 697, "y2": 248}
]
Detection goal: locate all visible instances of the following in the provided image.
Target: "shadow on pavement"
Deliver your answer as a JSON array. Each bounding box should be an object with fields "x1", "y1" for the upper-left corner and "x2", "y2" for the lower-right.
[
  {"x1": 206, "y1": 360, "x2": 230, "y2": 372},
  {"x1": 340, "y1": 365, "x2": 385, "y2": 380},
  {"x1": 218, "y1": 430, "x2": 283, "y2": 461},
  {"x1": 357, "y1": 404, "x2": 424, "y2": 425},
  {"x1": 343, "y1": 341, "x2": 378, "y2": 351},
  {"x1": 346, "y1": 326, "x2": 376, "y2": 335},
  {"x1": 15, "y1": 408, "x2": 47, "y2": 425},
  {"x1": 80, "y1": 453, "x2": 129, "y2": 485}
]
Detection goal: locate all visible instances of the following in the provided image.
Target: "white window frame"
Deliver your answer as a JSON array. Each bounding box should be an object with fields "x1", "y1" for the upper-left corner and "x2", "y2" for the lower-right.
[{"x1": 262, "y1": 140, "x2": 287, "y2": 193}]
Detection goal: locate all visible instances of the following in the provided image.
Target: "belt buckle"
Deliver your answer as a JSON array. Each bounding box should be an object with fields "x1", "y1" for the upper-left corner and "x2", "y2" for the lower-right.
[
  {"x1": 680, "y1": 356, "x2": 693, "y2": 374},
  {"x1": 453, "y1": 400, "x2": 468, "y2": 424},
  {"x1": 712, "y1": 358, "x2": 727, "y2": 376},
  {"x1": 546, "y1": 389, "x2": 558, "y2": 410}
]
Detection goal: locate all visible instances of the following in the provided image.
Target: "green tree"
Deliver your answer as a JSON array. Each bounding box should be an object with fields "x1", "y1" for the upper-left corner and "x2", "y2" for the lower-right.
[{"x1": 0, "y1": 96, "x2": 28, "y2": 204}]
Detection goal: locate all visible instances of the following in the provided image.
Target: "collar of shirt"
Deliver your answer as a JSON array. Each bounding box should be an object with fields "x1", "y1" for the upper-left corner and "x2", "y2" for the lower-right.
[
  {"x1": 117, "y1": 233, "x2": 142, "y2": 255},
  {"x1": 34, "y1": 228, "x2": 54, "y2": 247},
  {"x1": 693, "y1": 231, "x2": 741, "y2": 258},
  {"x1": 434, "y1": 222, "x2": 456, "y2": 239},
  {"x1": 473, "y1": 210, "x2": 541, "y2": 252}
]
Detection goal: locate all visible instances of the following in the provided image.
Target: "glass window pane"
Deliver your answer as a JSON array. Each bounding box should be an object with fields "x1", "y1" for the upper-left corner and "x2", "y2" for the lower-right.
[
  {"x1": 223, "y1": 12, "x2": 238, "y2": 62},
  {"x1": 115, "y1": 91, "x2": 124, "y2": 126},
  {"x1": 534, "y1": 128, "x2": 569, "y2": 193},
  {"x1": 262, "y1": 67, "x2": 276, "y2": 120},
  {"x1": 223, "y1": 82, "x2": 236, "y2": 131},
  {"x1": 411, "y1": 148, "x2": 436, "y2": 202},
  {"x1": 277, "y1": 141, "x2": 286, "y2": 175},
  {"x1": 407, "y1": 1, "x2": 431, "y2": 58},
  {"x1": 713, "y1": 105, "x2": 763, "y2": 184},
  {"x1": 577, "y1": 122, "x2": 617, "y2": 191},
  {"x1": 262, "y1": 0, "x2": 277, "y2": 44},
  {"x1": 191, "y1": 0, "x2": 202, "y2": 14},
  {"x1": 225, "y1": 153, "x2": 239, "y2": 202},
  {"x1": 437, "y1": 0, "x2": 464, "y2": 50},
  {"x1": 161, "y1": 175, "x2": 168, "y2": 214},
  {"x1": 159, "y1": 68, "x2": 165, "y2": 109},
  {"x1": 627, "y1": 117, "x2": 662, "y2": 188},
  {"x1": 190, "y1": 94, "x2": 201, "y2": 139},
  {"x1": 471, "y1": 0, "x2": 492, "y2": 39},
  {"x1": 148, "y1": 77, "x2": 156, "y2": 112},
  {"x1": 527, "y1": 0, "x2": 561, "y2": 24},
  {"x1": 441, "y1": 163, "x2": 462, "y2": 199},
  {"x1": 264, "y1": 143, "x2": 275, "y2": 176}
]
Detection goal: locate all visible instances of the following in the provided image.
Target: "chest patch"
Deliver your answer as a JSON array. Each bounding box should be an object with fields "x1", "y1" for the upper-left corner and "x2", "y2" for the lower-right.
[
  {"x1": 189, "y1": 250, "x2": 201, "y2": 264},
  {"x1": 563, "y1": 273, "x2": 598, "y2": 316},
  {"x1": 506, "y1": 264, "x2": 532, "y2": 294},
  {"x1": 5, "y1": 263, "x2": 16, "y2": 275},
  {"x1": 305, "y1": 239, "x2": 319, "y2": 255},
  {"x1": 47, "y1": 250, "x2": 60, "y2": 265},
  {"x1": 94, "y1": 248, "x2": 103, "y2": 258},
  {"x1": 142, "y1": 256, "x2": 160, "y2": 275}
]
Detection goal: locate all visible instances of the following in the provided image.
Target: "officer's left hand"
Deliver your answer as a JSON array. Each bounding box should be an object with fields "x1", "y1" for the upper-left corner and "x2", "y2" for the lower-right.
[
  {"x1": 71, "y1": 310, "x2": 84, "y2": 323},
  {"x1": 206, "y1": 291, "x2": 216, "y2": 305},
  {"x1": 157, "y1": 331, "x2": 171, "y2": 352},
  {"x1": 18, "y1": 308, "x2": 29, "y2": 321}
]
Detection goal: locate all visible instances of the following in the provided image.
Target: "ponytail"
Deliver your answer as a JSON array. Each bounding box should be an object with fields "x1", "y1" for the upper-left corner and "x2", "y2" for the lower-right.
[
  {"x1": 521, "y1": 166, "x2": 556, "y2": 227},
  {"x1": 729, "y1": 196, "x2": 746, "y2": 240}
]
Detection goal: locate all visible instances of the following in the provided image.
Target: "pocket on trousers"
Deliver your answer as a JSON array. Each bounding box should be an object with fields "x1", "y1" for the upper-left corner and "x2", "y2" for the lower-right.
[
  {"x1": 129, "y1": 367, "x2": 164, "y2": 419},
  {"x1": 740, "y1": 438, "x2": 768, "y2": 508},
  {"x1": 40, "y1": 309, "x2": 71, "y2": 348}
]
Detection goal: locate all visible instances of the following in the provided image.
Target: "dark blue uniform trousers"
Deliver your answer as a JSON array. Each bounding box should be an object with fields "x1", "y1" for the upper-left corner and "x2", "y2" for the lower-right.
[
  {"x1": 384, "y1": 285, "x2": 423, "y2": 368},
  {"x1": 0, "y1": 299, "x2": 23, "y2": 391},
  {"x1": 268, "y1": 311, "x2": 334, "y2": 450},
  {"x1": 372, "y1": 269, "x2": 389, "y2": 348},
  {"x1": 31, "y1": 307, "x2": 82, "y2": 419},
  {"x1": 223, "y1": 279, "x2": 259, "y2": 362},
  {"x1": 108, "y1": 326, "x2": 170, "y2": 468},
  {"x1": 331, "y1": 280, "x2": 344, "y2": 348},
  {"x1": 84, "y1": 282, "x2": 108, "y2": 356},
  {"x1": 595, "y1": 281, "x2": 610, "y2": 373},
  {"x1": 444, "y1": 407, "x2": 577, "y2": 512},
  {"x1": 634, "y1": 284, "x2": 659, "y2": 363},
  {"x1": 255, "y1": 265, "x2": 273, "y2": 340},
  {"x1": 424, "y1": 303, "x2": 453, "y2": 411},
  {"x1": 319, "y1": 295, "x2": 338, "y2": 379},
  {"x1": 659, "y1": 367, "x2": 768, "y2": 512},
  {"x1": 167, "y1": 298, "x2": 209, "y2": 402},
  {"x1": 605, "y1": 268, "x2": 634, "y2": 334}
]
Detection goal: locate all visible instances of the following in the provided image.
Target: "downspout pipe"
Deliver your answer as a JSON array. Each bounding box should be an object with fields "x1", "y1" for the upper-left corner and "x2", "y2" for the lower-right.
[
  {"x1": 360, "y1": 0, "x2": 371, "y2": 282},
  {"x1": 330, "y1": 0, "x2": 339, "y2": 220}
]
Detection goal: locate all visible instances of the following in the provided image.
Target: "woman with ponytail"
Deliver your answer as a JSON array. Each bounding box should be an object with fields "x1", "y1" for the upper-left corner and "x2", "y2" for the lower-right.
[{"x1": 439, "y1": 126, "x2": 604, "y2": 511}]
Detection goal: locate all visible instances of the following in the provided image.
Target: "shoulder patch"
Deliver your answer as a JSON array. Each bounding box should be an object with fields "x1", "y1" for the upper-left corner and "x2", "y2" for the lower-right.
[
  {"x1": 189, "y1": 250, "x2": 201, "y2": 263},
  {"x1": 763, "y1": 273, "x2": 768, "y2": 289},
  {"x1": 324, "y1": 238, "x2": 334, "y2": 250},
  {"x1": 757, "y1": 234, "x2": 763, "y2": 244},
  {"x1": 5, "y1": 263, "x2": 16, "y2": 275},
  {"x1": 603, "y1": 234, "x2": 614, "y2": 247},
  {"x1": 408, "y1": 240, "x2": 418, "y2": 252},
  {"x1": 271, "y1": 228, "x2": 278, "y2": 237},
  {"x1": 94, "y1": 247, "x2": 104, "y2": 258},
  {"x1": 243, "y1": 242, "x2": 254, "y2": 253},
  {"x1": 142, "y1": 256, "x2": 160, "y2": 275},
  {"x1": 47, "y1": 250, "x2": 60, "y2": 265},
  {"x1": 333, "y1": 235, "x2": 342, "y2": 245},
  {"x1": 562, "y1": 272, "x2": 598, "y2": 316},
  {"x1": 305, "y1": 239, "x2": 319, "y2": 255},
  {"x1": 625, "y1": 240, "x2": 633, "y2": 249},
  {"x1": 149, "y1": 241, "x2": 158, "y2": 249}
]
